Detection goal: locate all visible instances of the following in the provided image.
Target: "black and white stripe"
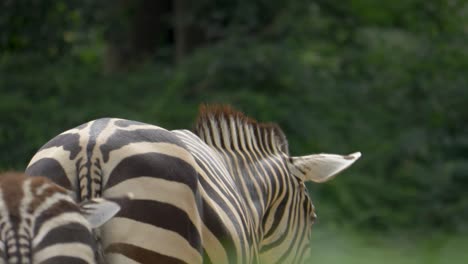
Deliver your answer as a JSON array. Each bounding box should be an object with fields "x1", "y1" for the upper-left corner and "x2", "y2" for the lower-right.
[
  {"x1": 26, "y1": 105, "x2": 360, "y2": 264},
  {"x1": 0, "y1": 172, "x2": 125, "y2": 264}
]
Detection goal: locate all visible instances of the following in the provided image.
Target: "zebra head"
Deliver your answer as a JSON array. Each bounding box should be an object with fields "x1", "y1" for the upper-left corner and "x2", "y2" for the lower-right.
[
  {"x1": 256, "y1": 146, "x2": 361, "y2": 263},
  {"x1": 258, "y1": 142, "x2": 361, "y2": 263},
  {"x1": 0, "y1": 172, "x2": 125, "y2": 264},
  {"x1": 281, "y1": 151, "x2": 361, "y2": 262}
]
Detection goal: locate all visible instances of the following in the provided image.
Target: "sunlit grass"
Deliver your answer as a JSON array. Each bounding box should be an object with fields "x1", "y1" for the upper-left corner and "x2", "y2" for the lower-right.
[{"x1": 309, "y1": 226, "x2": 468, "y2": 264}]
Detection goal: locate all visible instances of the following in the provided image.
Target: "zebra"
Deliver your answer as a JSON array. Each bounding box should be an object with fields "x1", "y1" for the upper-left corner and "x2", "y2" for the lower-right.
[
  {"x1": 0, "y1": 171, "x2": 129, "y2": 264},
  {"x1": 25, "y1": 105, "x2": 361, "y2": 264}
]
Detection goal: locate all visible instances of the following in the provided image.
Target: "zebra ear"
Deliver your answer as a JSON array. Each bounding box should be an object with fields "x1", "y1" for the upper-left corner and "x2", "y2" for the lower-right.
[
  {"x1": 80, "y1": 193, "x2": 133, "y2": 228},
  {"x1": 291, "y1": 152, "x2": 361, "y2": 183}
]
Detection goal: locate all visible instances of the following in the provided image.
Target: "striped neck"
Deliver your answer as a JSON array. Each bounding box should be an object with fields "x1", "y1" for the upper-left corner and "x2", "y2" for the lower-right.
[
  {"x1": 193, "y1": 105, "x2": 295, "y2": 244},
  {"x1": 194, "y1": 105, "x2": 289, "y2": 156}
]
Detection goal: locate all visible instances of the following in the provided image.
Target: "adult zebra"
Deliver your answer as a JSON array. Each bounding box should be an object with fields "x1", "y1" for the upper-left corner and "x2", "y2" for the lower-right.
[
  {"x1": 0, "y1": 171, "x2": 128, "y2": 264},
  {"x1": 26, "y1": 105, "x2": 361, "y2": 264}
]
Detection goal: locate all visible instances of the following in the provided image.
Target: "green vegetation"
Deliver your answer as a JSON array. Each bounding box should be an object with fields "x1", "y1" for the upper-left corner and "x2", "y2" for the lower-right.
[
  {"x1": 1, "y1": 0, "x2": 467, "y2": 236},
  {"x1": 310, "y1": 226, "x2": 468, "y2": 263}
]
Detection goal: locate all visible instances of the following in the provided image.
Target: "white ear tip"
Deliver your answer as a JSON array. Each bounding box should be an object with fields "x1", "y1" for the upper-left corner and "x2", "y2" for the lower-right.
[{"x1": 346, "y1": 152, "x2": 361, "y2": 160}]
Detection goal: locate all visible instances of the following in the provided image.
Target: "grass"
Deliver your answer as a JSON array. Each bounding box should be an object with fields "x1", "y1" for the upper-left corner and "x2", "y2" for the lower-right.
[{"x1": 309, "y1": 226, "x2": 468, "y2": 264}]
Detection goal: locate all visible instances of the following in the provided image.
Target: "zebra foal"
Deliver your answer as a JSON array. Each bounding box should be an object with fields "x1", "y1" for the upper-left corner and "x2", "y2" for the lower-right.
[
  {"x1": 26, "y1": 105, "x2": 361, "y2": 264},
  {"x1": 0, "y1": 171, "x2": 128, "y2": 264}
]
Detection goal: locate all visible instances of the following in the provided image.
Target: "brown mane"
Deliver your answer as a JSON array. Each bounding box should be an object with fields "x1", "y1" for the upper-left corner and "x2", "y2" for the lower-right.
[{"x1": 193, "y1": 104, "x2": 289, "y2": 155}]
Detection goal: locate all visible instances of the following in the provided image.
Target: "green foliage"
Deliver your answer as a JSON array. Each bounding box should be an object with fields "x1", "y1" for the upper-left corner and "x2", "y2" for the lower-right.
[
  {"x1": 309, "y1": 226, "x2": 468, "y2": 263},
  {"x1": 1, "y1": 0, "x2": 467, "y2": 232},
  {"x1": 0, "y1": 0, "x2": 101, "y2": 59}
]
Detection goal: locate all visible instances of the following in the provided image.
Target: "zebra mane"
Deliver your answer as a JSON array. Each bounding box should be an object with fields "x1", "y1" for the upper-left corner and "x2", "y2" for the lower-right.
[{"x1": 194, "y1": 105, "x2": 289, "y2": 155}]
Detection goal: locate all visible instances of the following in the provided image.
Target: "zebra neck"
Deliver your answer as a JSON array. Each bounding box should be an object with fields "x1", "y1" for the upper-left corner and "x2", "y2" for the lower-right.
[{"x1": 194, "y1": 107, "x2": 291, "y2": 232}]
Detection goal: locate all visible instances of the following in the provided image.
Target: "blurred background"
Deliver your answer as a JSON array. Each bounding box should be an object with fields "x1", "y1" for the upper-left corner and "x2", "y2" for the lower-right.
[{"x1": 1, "y1": 0, "x2": 468, "y2": 263}]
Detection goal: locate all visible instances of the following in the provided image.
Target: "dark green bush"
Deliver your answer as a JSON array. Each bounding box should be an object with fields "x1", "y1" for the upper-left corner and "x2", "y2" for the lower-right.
[{"x1": 1, "y1": 0, "x2": 467, "y2": 232}]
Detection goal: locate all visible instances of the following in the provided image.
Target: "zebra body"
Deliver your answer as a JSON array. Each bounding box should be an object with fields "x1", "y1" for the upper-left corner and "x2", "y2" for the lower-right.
[
  {"x1": 0, "y1": 172, "x2": 126, "y2": 264},
  {"x1": 26, "y1": 106, "x2": 360, "y2": 264}
]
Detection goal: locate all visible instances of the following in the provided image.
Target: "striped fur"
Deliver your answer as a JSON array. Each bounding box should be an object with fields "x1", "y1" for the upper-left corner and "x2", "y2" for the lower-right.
[
  {"x1": 26, "y1": 105, "x2": 359, "y2": 264},
  {"x1": 0, "y1": 172, "x2": 98, "y2": 264}
]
